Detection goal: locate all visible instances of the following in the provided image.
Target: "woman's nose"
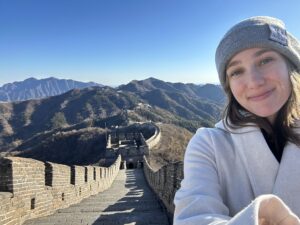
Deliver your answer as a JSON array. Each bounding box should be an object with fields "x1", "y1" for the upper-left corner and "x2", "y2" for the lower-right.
[{"x1": 247, "y1": 67, "x2": 265, "y2": 88}]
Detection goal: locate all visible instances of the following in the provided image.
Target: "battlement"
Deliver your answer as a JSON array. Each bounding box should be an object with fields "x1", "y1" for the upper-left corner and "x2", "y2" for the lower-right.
[
  {"x1": 0, "y1": 155, "x2": 121, "y2": 225},
  {"x1": 143, "y1": 156, "x2": 183, "y2": 221},
  {"x1": 105, "y1": 122, "x2": 161, "y2": 168}
]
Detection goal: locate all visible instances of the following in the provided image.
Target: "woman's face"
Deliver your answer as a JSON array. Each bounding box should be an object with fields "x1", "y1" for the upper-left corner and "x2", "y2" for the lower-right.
[{"x1": 226, "y1": 48, "x2": 291, "y2": 124}]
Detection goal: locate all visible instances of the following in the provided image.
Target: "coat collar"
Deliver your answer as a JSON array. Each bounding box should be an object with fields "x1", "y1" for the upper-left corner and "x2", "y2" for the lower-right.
[
  {"x1": 214, "y1": 119, "x2": 260, "y2": 134},
  {"x1": 228, "y1": 126, "x2": 279, "y2": 196}
]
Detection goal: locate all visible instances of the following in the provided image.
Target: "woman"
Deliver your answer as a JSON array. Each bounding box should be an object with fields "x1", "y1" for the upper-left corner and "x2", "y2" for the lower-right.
[{"x1": 174, "y1": 16, "x2": 300, "y2": 225}]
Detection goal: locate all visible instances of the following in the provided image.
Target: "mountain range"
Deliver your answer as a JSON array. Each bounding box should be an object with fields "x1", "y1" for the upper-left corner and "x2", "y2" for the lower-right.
[{"x1": 0, "y1": 76, "x2": 225, "y2": 164}]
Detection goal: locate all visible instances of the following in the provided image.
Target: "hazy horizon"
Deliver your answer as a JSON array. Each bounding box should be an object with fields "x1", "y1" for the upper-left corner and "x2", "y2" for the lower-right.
[{"x1": 0, "y1": 76, "x2": 221, "y2": 88}]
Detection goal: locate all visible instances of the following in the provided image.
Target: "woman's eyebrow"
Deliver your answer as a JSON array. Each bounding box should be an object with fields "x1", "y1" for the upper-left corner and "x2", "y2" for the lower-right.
[
  {"x1": 226, "y1": 60, "x2": 241, "y2": 70},
  {"x1": 253, "y1": 49, "x2": 272, "y2": 57}
]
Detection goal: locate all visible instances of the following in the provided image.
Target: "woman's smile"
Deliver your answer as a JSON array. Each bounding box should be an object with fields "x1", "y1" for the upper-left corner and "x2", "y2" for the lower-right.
[{"x1": 247, "y1": 88, "x2": 275, "y2": 102}]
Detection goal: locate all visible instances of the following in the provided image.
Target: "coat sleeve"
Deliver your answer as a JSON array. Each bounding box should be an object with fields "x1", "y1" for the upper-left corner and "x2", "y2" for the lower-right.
[{"x1": 173, "y1": 128, "x2": 263, "y2": 225}]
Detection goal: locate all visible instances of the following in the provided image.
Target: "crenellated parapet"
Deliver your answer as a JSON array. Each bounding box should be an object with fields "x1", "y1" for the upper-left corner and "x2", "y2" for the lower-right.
[
  {"x1": 143, "y1": 156, "x2": 183, "y2": 221},
  {"x1": 0, "y1": 155, "x2": 121, "y2": 225}
]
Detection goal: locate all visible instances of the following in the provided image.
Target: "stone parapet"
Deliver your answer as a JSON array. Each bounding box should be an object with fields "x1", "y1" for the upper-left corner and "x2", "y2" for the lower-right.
[
  {"x1": 145, "y1": 123, "x2": 161, "y2": 150},
  {"x1": 143, "y1": 156, "x2": 183, "y2": 221},
  {"x1": 0, "y1": 155, "x2": 121, "y2": 225}
]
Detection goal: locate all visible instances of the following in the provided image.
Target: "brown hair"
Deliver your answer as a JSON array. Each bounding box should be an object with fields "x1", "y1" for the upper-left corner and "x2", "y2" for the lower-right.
[{"x1": 223, "y1": 58, "x2": 300, "y2": 146}]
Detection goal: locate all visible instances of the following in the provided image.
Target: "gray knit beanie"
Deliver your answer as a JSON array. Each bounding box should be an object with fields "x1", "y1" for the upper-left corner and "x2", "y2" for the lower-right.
[{"x1": 215, "y1": 16, "x2": 300, "y2": 89}]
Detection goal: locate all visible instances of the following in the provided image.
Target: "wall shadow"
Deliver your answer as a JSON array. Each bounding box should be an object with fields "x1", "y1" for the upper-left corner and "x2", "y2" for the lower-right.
[{"x1": 92, "y1": 169, "x2": 169, "y2": 225}]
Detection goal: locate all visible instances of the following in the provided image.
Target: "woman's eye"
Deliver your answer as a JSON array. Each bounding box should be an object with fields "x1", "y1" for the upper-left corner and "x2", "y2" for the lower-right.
[
  {"x1": 259, "y1": 57, "x2": 273, "y2": 66},
  {"x1": 229, "y1": 69, "x2": 243, "y2": 77}
]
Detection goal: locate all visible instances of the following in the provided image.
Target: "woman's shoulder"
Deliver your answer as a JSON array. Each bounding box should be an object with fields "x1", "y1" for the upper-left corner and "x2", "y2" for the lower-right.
[
  {"x1": 193, "y1": 119, "x2": 257, "y2": 140},
  {"x1": 193, "y1": 123, "x2": 229, "y2": 141},
  {"x1": 187, "y1": 119, "x2": 260, "y2": 156},
  {"x1": 186, "y1": 121, "x2": 233, "y2": 155}
]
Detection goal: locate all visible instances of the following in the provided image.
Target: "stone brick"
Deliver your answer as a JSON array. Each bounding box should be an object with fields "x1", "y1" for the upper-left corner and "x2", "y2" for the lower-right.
[
  {"x1": 143, "y1": 155, "x2": 183, "y2": 216},
  {"x1": 0, "y1": 155, "x2": 121, "y2": 225}
]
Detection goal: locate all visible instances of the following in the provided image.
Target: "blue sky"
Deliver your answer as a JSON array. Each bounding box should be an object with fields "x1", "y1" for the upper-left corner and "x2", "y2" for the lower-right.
[{"x1": 1, "y1": 0, "x2": 300, "y2": 86}]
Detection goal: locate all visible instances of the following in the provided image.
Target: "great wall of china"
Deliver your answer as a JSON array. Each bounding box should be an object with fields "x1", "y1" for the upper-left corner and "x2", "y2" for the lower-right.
[
  {"x1": 0, "y1": 122, "x2": 184, "y2": 225},
  {"x1": 143, "y1": 158, "x2": 183, "y2": 217}
]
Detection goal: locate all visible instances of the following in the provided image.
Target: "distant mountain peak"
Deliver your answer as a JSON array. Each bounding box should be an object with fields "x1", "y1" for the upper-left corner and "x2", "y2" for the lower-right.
[
  {"x1": 118, "y1": 77, "x2": 225, "y2": 104},
  {"x1": 0, "y1": 77, "x2": 104, "y2": 102},
  {"x1": 144, "y1": 77, "x2": 162, "y2": 82},
  {"x1": 24, "y1": 77, "x2": 38, "y2": 81}
]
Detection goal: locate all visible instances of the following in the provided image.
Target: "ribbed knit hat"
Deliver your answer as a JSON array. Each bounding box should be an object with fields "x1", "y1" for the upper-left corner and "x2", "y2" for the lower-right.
[{"x1": 215, "y1": 16, "x2": 300, "y2": 89}]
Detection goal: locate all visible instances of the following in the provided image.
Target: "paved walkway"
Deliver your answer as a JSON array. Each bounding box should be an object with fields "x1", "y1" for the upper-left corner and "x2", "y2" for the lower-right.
[{"x1": 23, "y1": 169, "x2": 170, "y2": 225}]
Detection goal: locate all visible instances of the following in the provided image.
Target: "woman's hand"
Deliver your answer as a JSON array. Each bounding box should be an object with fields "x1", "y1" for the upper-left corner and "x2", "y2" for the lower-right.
[
  {"x1": 258, "y1": 195, "x2": 300, "y2": 225},
  {"x1": 259, "y1": 215, "x2": 300, "y2": 225}
]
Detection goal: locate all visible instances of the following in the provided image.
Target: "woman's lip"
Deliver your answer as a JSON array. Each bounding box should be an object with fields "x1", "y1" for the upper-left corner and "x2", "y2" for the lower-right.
[{"x1": 248, "y1": 89, "x2": 275, "y2": 101}]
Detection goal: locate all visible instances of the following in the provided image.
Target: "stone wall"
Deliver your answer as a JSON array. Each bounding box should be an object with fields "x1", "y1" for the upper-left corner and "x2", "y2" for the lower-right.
[
  {"x1": 104, "y1": 123, "x2": 161, "y2": 167},
  {"x1": 0, "y1": 155, "x2": 121, "y2": 225},
  {"x1": 143, "y1": 156, "x2": 183, "y2": 220},
  {"x1": 145, "y1": 123, "x2": 161, "y2": 149}
]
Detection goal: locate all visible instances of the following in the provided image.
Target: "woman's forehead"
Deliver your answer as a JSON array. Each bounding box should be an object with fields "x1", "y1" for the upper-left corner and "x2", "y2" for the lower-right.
[{"x1": 227, "y1": 48, "x2": 279, "y2": 68}]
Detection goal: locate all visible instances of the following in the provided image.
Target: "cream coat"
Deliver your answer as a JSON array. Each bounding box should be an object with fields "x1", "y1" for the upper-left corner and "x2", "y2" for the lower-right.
[{"x1": 174, "y1": 120, "x2": 300, "y2": 225}]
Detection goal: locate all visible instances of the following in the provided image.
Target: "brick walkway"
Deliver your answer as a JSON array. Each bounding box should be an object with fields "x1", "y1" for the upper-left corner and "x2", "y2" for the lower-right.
[{"x1": 23, "y1": 169, "x2": 170, "y2": 225}]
